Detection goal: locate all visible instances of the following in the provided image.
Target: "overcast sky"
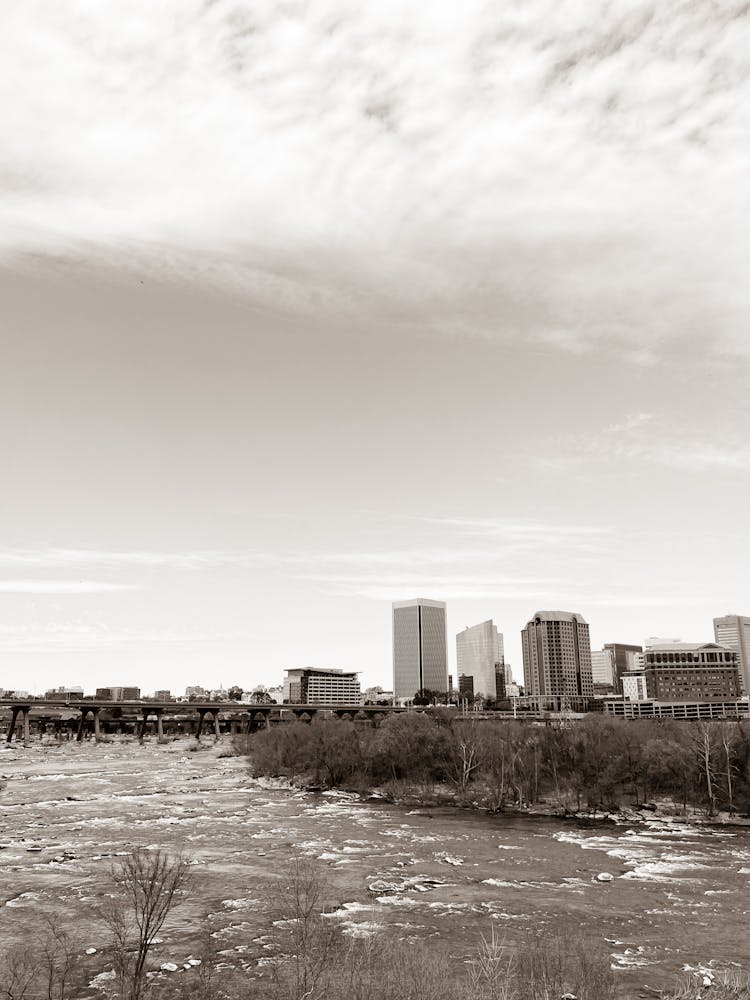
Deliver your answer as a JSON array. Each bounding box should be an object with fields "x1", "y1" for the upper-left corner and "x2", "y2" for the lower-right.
[{"x1": 2, "y1": 1, "x2": 749, "y2": 695}]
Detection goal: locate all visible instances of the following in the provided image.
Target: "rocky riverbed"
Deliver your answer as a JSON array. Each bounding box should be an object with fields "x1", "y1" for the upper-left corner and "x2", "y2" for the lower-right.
[{"x1": 1, "y1": 737, "x2": 749, "y2": 994}]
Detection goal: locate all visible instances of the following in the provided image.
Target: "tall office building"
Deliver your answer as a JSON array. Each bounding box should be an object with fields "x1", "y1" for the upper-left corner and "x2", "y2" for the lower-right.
[
  {"x1": 713, "y1": 615, "x2": 750, "y2": 694},
  {"x1": 590, "y1": 648, "x2": 615, "y2": 687},
  {"x1": 603, "y1": 642, "x2": 643, "y2": 694},
  {"x1": 456, "y1": 619, "x2": 504, "y2": 700},
  {"x1": 392, "y1": 598, "x2": 448, "y2": 701},
  {"x1": 521, "y1": 610, "x2": 594, "y2": 704}
]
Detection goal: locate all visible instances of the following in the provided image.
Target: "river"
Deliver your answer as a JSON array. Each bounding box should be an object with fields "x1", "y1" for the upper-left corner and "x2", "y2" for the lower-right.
[{"x1": 1, "y1": 738, "x2": 748, "y2": 995}]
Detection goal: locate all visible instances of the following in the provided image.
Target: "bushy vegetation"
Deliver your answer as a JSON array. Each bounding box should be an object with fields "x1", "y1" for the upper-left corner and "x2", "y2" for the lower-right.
[{"x1": 244, "y1": 714, "x2": 750, "y2": 817}]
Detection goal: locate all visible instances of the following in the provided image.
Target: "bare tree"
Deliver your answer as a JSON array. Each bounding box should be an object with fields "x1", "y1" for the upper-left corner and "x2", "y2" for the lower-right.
[
  {"x1": 0, "y1": 944, "x2": 37, "y2": 1000},
  {"x1": 268, "y1": 856, "x2": 340, "y2": 1000},
  {"x1": 691, "y1": 723, "x2": 718, "y2": 816},
  {"x1": 0, "y1": 918, "x2": 90, "y2": 1000},
  {"x1": 37, "y1": 919, "x2": 82, "y2": 1000},
  {"x1": 717, "y1": 722, "x2": 739, "y2": 816},
  {"x1": 448, "y1": 724, "x2": 482, "y2": 795},
  {"x1": 101, "y1": 848, "x2": 193, "y2": 1000}
]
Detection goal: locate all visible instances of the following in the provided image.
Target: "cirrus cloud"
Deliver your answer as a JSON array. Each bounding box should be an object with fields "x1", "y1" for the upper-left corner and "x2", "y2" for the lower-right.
[{"x1": 2, "y1": 1, "x2": 749, "y2": 359}]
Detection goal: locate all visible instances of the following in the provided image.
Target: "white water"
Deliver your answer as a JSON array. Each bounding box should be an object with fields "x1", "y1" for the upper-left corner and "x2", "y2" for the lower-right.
[{"x1": 1, "y1": 739, "x2": 749, "y2": 993}]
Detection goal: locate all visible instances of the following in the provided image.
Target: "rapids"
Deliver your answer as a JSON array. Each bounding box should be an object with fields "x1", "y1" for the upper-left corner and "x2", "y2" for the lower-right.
[{"x1": 1, "y1": 738, "x2": 748, "y2": 993}]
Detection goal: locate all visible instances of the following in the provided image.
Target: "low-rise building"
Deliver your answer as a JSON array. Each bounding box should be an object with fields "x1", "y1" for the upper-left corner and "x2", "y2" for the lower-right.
[
  {"x1": 44, "y1": 686, "x2": 84, "y2": 700},
  {"x1": 643, "y1": 642, "x2": 741, "y2": 701},
  {"x1": 622, "y1": 671, "x2": 648, "y2": 701},
  {"x1": 363, "y1": 686, "x2": 394, "y2": 704},
  {"x1": 283, "y1": 667, "x2": 362, "y2": 705},
  {"x1": 605, "y1": 699, "x2": 749, "y2": 721},
  {"x1": 95, "y1": 686, "x2": 141, "y2": 701}
]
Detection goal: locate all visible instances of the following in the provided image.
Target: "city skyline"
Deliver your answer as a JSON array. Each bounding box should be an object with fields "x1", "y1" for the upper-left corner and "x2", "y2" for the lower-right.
[
  {"x1": 1, "y1": 600, "x2": 745, "y2": 697},
  {"x1": 2, "y1": 4, "x2": 749, "y2": 695}
]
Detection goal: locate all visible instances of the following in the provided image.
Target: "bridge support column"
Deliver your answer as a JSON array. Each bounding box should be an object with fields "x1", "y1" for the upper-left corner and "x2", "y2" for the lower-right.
[
  {"x1": 6, "y1": 706, "x2": 20, "y2": 744},
  {"x1": 138, "y1": 709, "x2": 149, "y2": 742},
  {"x1": 92, "y1": 708, "x2": 101, "y2": 742},
  {"x1": 155, "y1": 709, "x2": 165, "y2": 743},
  {"x1": 213, "y1": 712, "x2": 221, "y2": 740},
  {"x1": 22, "y1": 708, "x2": 30, "y2": 746},
  {"x1": 77, "y1": 709, "x2": 88, "y2": 742},
  {"x1": 195, "y1": 709, "x2": 206, "y2": 741}
]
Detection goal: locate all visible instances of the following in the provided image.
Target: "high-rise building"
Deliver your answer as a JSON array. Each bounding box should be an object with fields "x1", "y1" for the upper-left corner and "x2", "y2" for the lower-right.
[
  {"x1": 456, "y1": 619, "x2": 504, "y2": 700},
  {"x1": 521, "y1": 610, "x2": 594, "y2": 705},
  {"x1": 713, "y1": 615, "x2": 750, "y2": 694},
  {"x1": 392, "y1": 598, "x2": 448, "y2": 701},
  {"x1": 590, "y1": 648, "x2": 615, "y2": 687}
]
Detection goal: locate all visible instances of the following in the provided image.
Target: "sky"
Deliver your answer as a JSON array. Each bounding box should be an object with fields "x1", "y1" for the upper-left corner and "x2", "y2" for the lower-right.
[{"x1": 1, "y1": 1, "x2": 750, "y2": 696}]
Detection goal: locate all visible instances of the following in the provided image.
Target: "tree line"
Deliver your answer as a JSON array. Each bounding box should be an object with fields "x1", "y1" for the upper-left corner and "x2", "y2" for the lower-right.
[{"x1": 242, "y1": 713, "x2": 750, "y2": 817}]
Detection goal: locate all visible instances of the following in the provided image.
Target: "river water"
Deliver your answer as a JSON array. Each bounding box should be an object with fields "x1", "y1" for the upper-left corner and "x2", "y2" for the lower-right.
[{"x1": 0, "y1": 739, "x2": 748, "y2": 995}]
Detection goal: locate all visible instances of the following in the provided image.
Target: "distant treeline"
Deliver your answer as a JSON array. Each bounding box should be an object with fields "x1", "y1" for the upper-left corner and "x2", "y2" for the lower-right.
[{"x1": 241, "y1": 713, "x2": 750, "y2": 817}]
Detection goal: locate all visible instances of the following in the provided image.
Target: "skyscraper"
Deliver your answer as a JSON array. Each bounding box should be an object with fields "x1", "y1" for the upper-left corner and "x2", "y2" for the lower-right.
[
  {"x1": 456, "y1": 619, "x2": 504, "y2": 700},
  {"x1": 392, "y1": 598, "x2": 448, "y2": 701},
  {"x1": 521, "y1": 610, "x2": 594, "y2": 705},
  {"x1": 590, "y1": 648, "x2": 615, "y2": 687},
  {"x1": 713, "y1": 615, "x2": 750, "y2": 694}
]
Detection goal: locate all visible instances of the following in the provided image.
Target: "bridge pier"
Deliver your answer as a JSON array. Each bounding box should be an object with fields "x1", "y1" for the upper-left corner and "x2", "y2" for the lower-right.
[
  {"x1": 248, "y1": 708, "x2": 272, "y2": 732},
  {"x1": 195, "y1": 709, "x2": 206, "y2": 741},
  {"x1": 291, "y1": 708, "x2": 317, "y2": 723},
  {"x1": 138, "y1": 708, "x2": 150, "y2": 742},
  {"x1": 194, "y1": 707, "x2": 222, "y2": 742},
  {"x1": 77, "y1": 706, "x2": 103, "y2": 742},
  {"x1": 6, "y1": 706, "x2": 31, "y2": 745}
]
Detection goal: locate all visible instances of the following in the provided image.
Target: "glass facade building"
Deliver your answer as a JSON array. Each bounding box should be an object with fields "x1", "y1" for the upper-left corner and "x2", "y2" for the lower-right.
[
  {"x1": 603, "y1": 642, "x2": 643, "y2": 694},
  {"x1": 456, "y1": 619, "x2": 504, "y2": 700},
  {"x1": 392, "y1": 598, "x2": 448, "y2": 701}
]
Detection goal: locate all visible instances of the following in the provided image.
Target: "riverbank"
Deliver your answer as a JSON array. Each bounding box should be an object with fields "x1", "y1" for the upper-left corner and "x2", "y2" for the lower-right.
[{"x1": 290, "y1": 773, "x2": 750, "y2": 830}]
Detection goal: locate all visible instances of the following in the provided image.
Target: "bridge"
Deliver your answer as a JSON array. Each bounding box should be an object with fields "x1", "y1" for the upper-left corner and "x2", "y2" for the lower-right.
[
  {"x1": 0, "y1": 698, "x2": 556, "y2": 746},
  {"x1": 0, "y1": 698, "x2": 421, "y2": 745}
]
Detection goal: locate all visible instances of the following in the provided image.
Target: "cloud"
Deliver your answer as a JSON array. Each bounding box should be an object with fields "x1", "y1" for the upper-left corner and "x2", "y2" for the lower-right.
[
  {"x1": 0, "y1": 580, "x2": 138, "y2": 594},
  {"x1": 0, "y1": 622, "x2": 247, "y2": 652},
  {"x1": 407, "y1": 516, "x2": 611, "y2": 544},
  {"x1": 2, "y1": 1, "x2": 749, "y2": 359},
  {"x1": 0, "y1": 548, "x2": 254, "y2": 569},
  {"x1": 543, "y1": 413, "x2": 750, "y2": 473}
]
